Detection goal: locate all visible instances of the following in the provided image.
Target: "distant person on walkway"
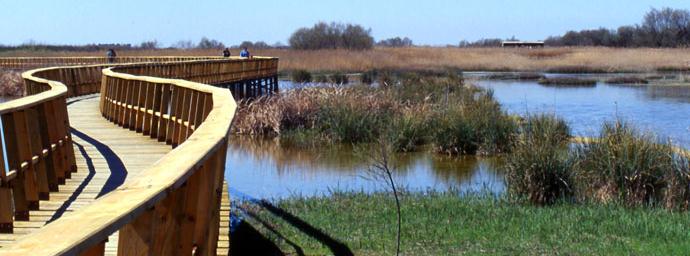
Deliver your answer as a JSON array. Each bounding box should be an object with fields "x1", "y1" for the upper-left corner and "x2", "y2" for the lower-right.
[
  {"x1": 223, "y1": 48, "x2": 231, "y2": 57},
  {"x1": 240, "y1": 47, "x2": 250, "y2": 58},
  {"x1": 106, "y1": 49, "x2": 117, "y2": 63}
]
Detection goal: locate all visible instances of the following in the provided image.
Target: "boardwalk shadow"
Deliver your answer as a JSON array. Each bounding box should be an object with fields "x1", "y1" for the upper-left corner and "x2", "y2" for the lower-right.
[
  {"x1": 233, "y1": 198, "x2": 353, "y2": 256},
  {"x1": 231, "y1": 220, "x2": 286, "y2": 256},
  {"x1": 66, "y1": 95, "x2": 127, "y2": 197},
  {"x1": 48, "y1": 141, "x2": 94, "y2": 223},
  {"x1": 258, "y1": 200, "x2": 354, "y2": 256},
  {"x1": 70, "y1": 128, "x2": 127, "y2": 198}
]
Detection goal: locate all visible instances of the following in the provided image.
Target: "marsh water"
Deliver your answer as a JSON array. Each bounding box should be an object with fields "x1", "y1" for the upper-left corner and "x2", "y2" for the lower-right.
[{"x1": 226, "y1": 74, "x2": 690, "y2": 199}]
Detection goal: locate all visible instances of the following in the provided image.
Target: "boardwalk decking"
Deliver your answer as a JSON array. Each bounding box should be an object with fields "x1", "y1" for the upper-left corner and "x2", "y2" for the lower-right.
[{"x1": 0, "y1": 95, "x2": 230, "y2": 255}]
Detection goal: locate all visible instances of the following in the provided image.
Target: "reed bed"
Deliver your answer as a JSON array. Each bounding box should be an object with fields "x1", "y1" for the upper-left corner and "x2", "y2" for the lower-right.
[
  {"x1": 574, "y1": 120, "x2": 689, "y2": 209},
  {"x1": 6, "y1": 47, "x2": 690, "y2": 73},
  {"x1": 505, "y1": 114, "x2": 573, "y2": 205},
  {"x1": 232, "y1": 72, "x2": 517, "y2": 155},
  {"x1": 506, "y1": 118, "x2": 690, "y2": 210}
]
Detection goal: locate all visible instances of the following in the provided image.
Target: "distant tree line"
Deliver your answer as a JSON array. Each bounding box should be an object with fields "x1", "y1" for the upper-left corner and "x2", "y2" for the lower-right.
[
  {"x1": 546, "y1": 7, "x2": 690, "y2": 47},
  {"x1": 377, "y1": 37, "x2": 414, "y2": 47},
  {"x1": 458, "y1": 38, "x2": 503, "y2": 47},
  {"x1": 289, "y1": 22, "x2": 374, "y2": 50}
]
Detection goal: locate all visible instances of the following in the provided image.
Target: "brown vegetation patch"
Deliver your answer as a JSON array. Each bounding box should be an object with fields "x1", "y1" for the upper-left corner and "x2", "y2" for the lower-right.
[
  {"x1": 0, "y1": 69, "x2": 24, "y2": 96},
  {"x1": 6, "y1": 47, "x2": 690, "y2": 74},
  {"x1": 517, "y1": 48, "x2": 573, "y2": 59},
  {"x1": 538, "y1": 77, "x2": 597, "y2": 86},
  {"x1": 605, "y1": 76, "x2": 649, "y2": 84}
]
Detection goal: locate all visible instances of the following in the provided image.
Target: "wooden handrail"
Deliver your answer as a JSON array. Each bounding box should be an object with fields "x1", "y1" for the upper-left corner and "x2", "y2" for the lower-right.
[
  {"x1": 0, "y1": 57, "x2": 278, "y2": 255},
  {"x1": 0, "y1": 66, "x2": 81, "y2": 233},
  {"x1": 0, "y1": 56, "x2": 228, "y2": 70}
]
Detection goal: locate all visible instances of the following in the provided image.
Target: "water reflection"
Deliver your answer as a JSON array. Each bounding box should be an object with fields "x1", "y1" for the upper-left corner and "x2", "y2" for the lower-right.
[
  {"x1": 225, "y1": 136, "x2": 504, "y2": 199},
  {"x1": 474, "y1": 79, "x2": 690, "y2": 148}
]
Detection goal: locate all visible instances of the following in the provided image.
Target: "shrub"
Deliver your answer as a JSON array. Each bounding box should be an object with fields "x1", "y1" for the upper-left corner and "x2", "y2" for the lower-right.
[
  {"x1": 517, "y1": 113, "x2": 571, "y2": 144},
  {"x1": 329, "y1": 72, "x2": 349, "y2": 84},
  {"x1": 0, "y1": 69, "x2": 24, "y2": 96},
  {"x1": 462, "y1": 91, "x2": 517, "y2": 154},
  {"x1": 316, "y1": 98, "x2": 392, "y2": 143},
  {"x1": 314, "y1": 75, "x2": 329, "y2": 83},
  {"x1": 387, "y1": 108, "x2": 431, "y2": 152},
  {"x1": 291, "y1": 69, "x2": 312, "y2": 83},
  {"x1": 433, "y1": 109, "x2": 479, "y2": 155},
  {"x1": 505, "y1": 114, "x2": 574, "y2": 205},
  {"x1": 664, "y1": 156, "x2": 690, "y2": 210},
  {"x1": 605, "y1": 76, "x2": 649, "y2": 84},
  {"x1": 573, "y1": 120, "x2": 674, "y2": 207},
  {"x1": 377, "y1": 70, "x2": 395, "y2": 87},
  {"x1": 361, "y1": 70, "x2": 375, "y2": 84}
]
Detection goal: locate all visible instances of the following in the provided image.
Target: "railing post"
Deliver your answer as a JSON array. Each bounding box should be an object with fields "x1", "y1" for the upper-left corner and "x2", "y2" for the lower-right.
[
  {"x1": 12, "y1": 111, "x2": 41, "y2": 210},
  {"x1": 25, "y1": 107, "x2": 51, "y2": 200},
  {"x1": 0, "y1": 136, "x2": 12, "y2": 232},
  {"x1": 0, "y1": 184, "x2": 12, "y2": 233},
  {"x1": 3, "y1": 113, "x2": 30, "y2": 220},
  {"x1": 39, "y1": 101, "x2": 61, "y2": 191},
  {"x1": 117, "y1": 184, "x2": 189, "y2": 255}
]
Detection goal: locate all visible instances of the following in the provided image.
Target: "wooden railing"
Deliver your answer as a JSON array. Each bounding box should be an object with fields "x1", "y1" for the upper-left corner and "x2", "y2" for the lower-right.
[
  {"x1": 0, "y1": 67, "x2": 78, "y2": 233},
  {"x1": 0, "y1": 56, "x2": 225, "y2": 70},
  {"x1": 0, "y1": 57, "x2": 279, "y2": 255}
]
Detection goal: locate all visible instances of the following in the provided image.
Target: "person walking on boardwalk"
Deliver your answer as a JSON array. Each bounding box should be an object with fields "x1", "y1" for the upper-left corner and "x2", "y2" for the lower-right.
[
  {"x1": 106, "y1": 49, "x2": 117, "y2": 63},
  {"x1": 223, "y1": 48, "x2": 231, "y2": 57},
  {"x1": 240, "y1": 47, "x2": 250, "y2": 58}
]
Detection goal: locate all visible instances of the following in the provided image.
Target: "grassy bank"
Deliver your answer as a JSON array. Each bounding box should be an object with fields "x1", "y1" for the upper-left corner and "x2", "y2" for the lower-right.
[
  {"x1": 5, "y1": 47, "x2": 690, "y2": 73},
  {"x1": 236, "y1": 192, "x2": 690, "y2": 255}
]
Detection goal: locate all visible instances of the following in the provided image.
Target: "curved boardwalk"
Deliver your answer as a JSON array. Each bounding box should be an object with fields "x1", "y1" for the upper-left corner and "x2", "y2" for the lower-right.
[
  {"x1": 0, "y1": 95, "x2": 230, "y2": 255},
  {"x1": 0, "y1": 57, "x2": 276, "y2": 255}
]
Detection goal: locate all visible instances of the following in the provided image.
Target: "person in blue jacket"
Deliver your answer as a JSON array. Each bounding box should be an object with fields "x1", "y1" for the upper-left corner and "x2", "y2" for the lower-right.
[{"x1": 240, "y1": 47, "x2": 250, "y2": 58}]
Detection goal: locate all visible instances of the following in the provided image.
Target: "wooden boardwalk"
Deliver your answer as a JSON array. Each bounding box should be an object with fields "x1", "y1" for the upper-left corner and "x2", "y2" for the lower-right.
[
  {"x1": 0, "y1": 95, "x2": 230, "y2": 255},
  {"x1": 0, "y1": 57, "x2": 274, "y2": 255}
]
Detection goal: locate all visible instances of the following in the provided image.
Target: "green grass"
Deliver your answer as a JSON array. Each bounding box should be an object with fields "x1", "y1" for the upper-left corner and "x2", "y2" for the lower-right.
[{"x1": 238, "y1": 192, "x2": 690, "y2": 255}]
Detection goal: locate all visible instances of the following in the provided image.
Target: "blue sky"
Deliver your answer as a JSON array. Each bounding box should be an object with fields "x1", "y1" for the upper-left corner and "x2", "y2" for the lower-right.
[{"x1": 1, "y1": 0, "x2": 689, "y2": 46}]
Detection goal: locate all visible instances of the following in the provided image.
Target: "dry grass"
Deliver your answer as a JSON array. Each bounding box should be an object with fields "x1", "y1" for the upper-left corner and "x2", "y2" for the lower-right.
[
  {"x1": 0, "y1": 69, "x2": 24, "y2": 96},
  {"x1": 4, "y1": 47, "x2": 690, "y2": 73}
]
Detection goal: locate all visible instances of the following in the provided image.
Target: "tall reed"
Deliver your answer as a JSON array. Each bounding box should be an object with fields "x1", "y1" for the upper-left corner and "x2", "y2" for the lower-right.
[
  {"x1": 505, "y1": 114, "x2": 573, "y2": 205},
  {"x1": 573, "y1": 120, "x2": 683, "y2": 207}
]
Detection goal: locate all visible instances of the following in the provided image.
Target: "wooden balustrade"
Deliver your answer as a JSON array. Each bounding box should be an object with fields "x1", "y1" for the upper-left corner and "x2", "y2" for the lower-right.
[
  {"x1": 0, "y1": 57, "x2": 277, "y2": 255},
  {"x1": 0, "y1": 56, "x2": 226, "y2": 70},
  {"x1": 0, "y1": 67, "x2": 78, "y2": 233}
]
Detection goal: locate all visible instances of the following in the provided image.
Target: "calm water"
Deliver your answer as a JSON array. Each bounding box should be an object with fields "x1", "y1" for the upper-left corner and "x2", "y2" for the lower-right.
[
  {"x1": 226, "y1": 137, "x2": 503, "y2": 199},
  {"x1": 474, "y1": 77, "x2": 690, "y2": 148},
  {"x1": 226, "y1": 77, "x2": 690, "y2": 199}
]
